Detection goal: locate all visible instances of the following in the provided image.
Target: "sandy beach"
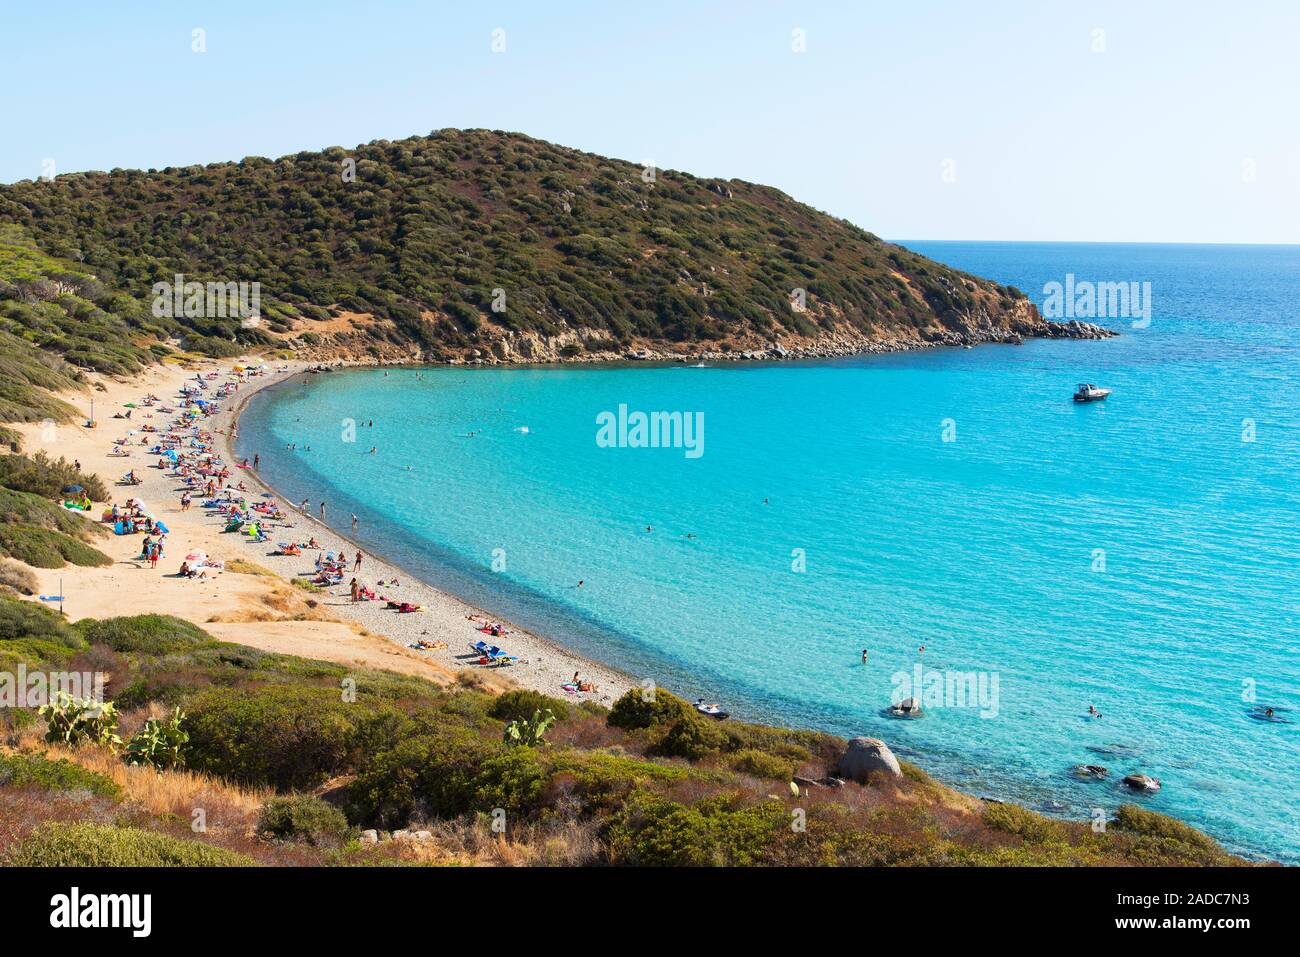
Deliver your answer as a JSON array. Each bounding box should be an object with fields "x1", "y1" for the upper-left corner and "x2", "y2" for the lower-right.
[{"x1": 15, "y1": 357, "x2": 631, "y2": 705}]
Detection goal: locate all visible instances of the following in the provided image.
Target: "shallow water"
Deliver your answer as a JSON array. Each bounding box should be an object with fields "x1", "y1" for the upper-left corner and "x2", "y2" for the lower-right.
[{"x1": 238, "y1": 242, "x2": 1300, "y2": 862}]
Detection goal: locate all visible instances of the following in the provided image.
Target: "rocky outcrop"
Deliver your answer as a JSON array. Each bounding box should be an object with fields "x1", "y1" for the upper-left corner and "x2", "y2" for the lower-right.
[
  {"x1": 1123, "y1": 774, "x2": 1161, "y2": 792},
  {"x1": 835, "y1": 737, "x2": 903, "y2": 782}
]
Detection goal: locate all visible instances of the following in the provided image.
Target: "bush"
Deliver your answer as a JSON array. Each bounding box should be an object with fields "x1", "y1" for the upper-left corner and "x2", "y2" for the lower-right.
[
  {"x1": 0, "y1": 523, "x2": 111, "y2": 568},
  {"x1": 982, "y1": 801, "x2": 1068, "y2": 844},
  {"x1": 6, "y1": 822, "x2": 255, "y2": 866},
  {"x1": 653, "y1": 716, "x2": 727, "y2": 760},
  {"x1": 605, "y1": 794, "x2": 786, "y2": 866},
  {"x1": 0, "y1": 751, "x2": 121, "y2": 798},
  {"x1": 1112, "y1": 803, "x2": 1220, "y2": 850},
  {"x1": 488, "y1": 689, "x2": 570, "y2": 724},
  {"x1": 729, "y1": 748, "x2": 796, "y2": 780},
  {"x1": 0, "y1": 595, "x2": 78, "y2": 645},
  {"x1": 0, "y1": 451, "x2": 107, "y2": 502},
  {"x1": 185, "y1": 686, "x2": 362, "y2": 791},
  {"x1": 347, "y1": 725, "x2": 549, "y2": 827},
  {"x1": 257, "y1": 795, "x2": 354, "y2": 846},
  {"x1": 550, "y1": 751, "x2": 688, "y2": 813},
  {"x1": 607, "y1": 687, "x2": 690, "y2": 730},
  {"x1": 80, "y1": 614, "x2": 213, "y2": 655}
]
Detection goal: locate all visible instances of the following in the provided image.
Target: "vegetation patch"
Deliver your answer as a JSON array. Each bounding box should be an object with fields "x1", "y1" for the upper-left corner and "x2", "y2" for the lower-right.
[{"x1": 6, "y1": 821, "x2": 256, "y2": 866}]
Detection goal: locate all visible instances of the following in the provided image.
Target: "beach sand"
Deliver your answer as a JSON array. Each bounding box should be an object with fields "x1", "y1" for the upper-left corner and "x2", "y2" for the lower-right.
[{"x1": 14, "y1": 357, "x2": 631, "y2": 705}]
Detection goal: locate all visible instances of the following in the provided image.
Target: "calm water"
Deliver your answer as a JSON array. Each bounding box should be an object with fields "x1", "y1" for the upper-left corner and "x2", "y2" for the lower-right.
[{"x1": 238, "y1": 242, "x2": 1300, "y2": 863}]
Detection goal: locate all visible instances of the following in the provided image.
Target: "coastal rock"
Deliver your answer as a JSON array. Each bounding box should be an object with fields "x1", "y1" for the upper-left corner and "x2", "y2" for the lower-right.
[
  {"x1": 1072, "y1": 764, "x2": 1109, "y2": 780},
  {"x1": 835, "y1": 737, "x2": 903, "y2": 782},
  {"x1": 360, "y1": 829, "x2": 378, "y2": 845},
  {"x1": 1122, "y1": 773, "x2": 1161, "y2": 792}
]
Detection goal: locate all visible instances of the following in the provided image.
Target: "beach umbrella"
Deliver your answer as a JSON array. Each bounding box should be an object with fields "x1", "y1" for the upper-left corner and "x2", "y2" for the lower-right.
[{"x1": 62, "y1": 484, "x2": 84, "y2": 494}]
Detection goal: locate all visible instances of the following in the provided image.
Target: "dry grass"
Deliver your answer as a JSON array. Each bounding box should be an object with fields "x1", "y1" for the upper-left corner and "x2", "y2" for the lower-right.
[
  {"x1": 385, "y1": 814, "x2": 604, "y2": 866},
  {"x1": 5, "y1": 731, "x2": 268, "y2": 833},
  {"x1": 0, "y1": 557, "x2": 38, "y2": 595},
  {"x1": 207, "y1": 584, "x2": 331, "y2": 624},
  {"x1": 226, "y1": 558, "x2": 276, "y2": 576}
]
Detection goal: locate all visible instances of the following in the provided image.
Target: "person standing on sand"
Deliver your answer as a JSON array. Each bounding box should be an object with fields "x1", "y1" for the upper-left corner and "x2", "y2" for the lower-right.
[{"x1": 354, "y1": 550, "x2": 363, "y2": 571}]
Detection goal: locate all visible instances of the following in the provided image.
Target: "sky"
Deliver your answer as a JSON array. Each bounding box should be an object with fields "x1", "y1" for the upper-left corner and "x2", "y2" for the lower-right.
[{"x1": 2, "y1": 0, "x2": 1297, "y2": 244}]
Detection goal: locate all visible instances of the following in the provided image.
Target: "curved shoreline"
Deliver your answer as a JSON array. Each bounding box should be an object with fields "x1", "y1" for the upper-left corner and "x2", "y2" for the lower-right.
[{"x1": 217, "y1": 361, "x2": 636, "y2": 705}]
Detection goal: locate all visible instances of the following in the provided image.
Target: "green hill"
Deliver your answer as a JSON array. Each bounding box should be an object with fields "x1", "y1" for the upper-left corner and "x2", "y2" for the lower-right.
[{"x1": 0, "y1": 128, "x2": 1107, "y2": 374}]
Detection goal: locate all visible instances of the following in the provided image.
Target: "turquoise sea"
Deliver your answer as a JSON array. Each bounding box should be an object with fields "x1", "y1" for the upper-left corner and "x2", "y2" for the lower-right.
[{"x1": 237, "y1": 242, "x2": 1300, "y2": 863}]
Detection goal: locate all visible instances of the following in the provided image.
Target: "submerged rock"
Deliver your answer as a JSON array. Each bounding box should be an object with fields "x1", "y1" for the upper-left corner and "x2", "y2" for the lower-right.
[
  {"x1": 1072, "y1": 764, "x2": 1109, "y2": 780},
  {"x1": 835, "y1": 736, "x2": 903, "y2": 782}
]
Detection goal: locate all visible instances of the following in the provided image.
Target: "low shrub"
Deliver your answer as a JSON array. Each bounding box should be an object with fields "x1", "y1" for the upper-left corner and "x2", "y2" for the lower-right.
[
  {"x1": 0, "y1": 452, "x2": 108, "y2": 502},
  {"x1": 488, "y1": 689, "x2": 570, "y2": 724},
  {"x1": 0, "y1": 595, "x2": 79, "y2": 645},
  {"x1": 347, "y1": 726, "x2": 549, "y2": 827},
  {"x1": 0, "y1": 750, "x2": 121, "y2": 798},
  {"x1": 607, "y1": 687, "x2": 690, "y2": 730},
  {"x1": 653, "y1": 716, "x2": 727, "y2": 760},
  {"x1": 185, "y1": 685, "x2": 367, "y2": 791},
  {"x1": 80, "y1": 614, "x2": 213, "y2": 656},
  {"x1": 605, "y1": 794, "x2": 787, "y2": 866},
  {"x1": 1112, "y1": 803, "x2": 1221, "y2": 850},
  {"x1": 728, "y1": 748, "x2": 796, "y2": 780},
  {"x1": 257, "y1": 795, "x2": 354, "y2": 846},
  {"x1": 982, "y1": 801, "x2": 1069, "y2": 844},
  {"x1": 6, "y1": 822, "x2": 255, "y2": 866},
  {"x1": 0, "y1": 523, "x2": 111, "y2": 568}
]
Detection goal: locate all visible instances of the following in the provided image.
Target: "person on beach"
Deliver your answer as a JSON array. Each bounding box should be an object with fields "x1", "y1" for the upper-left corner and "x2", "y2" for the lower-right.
[
  {"x1": 350, "y1": 578, "x2": 360, "y2": 602},
  {"x1": 300, "y1": 498, "x2": 309, "y2": 512},
  {"x1": 354, "y1": 550, "x2": 363, "y2": 571},
  {"x1": 351, "y1": 513, "x2": 358, "y2": 531},
  {"x1": 319, "y1": 501, "x2": 326, "y2": 520},
  {"x1": 253, "y1": 453, "x2": 259, "y2": 468}
]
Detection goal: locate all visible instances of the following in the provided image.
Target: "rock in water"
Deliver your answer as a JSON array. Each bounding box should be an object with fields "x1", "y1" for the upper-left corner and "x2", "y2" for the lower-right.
[
  {"x1": 835, "y1": 737, "x2": 903, "y2": 782},
  {"x1": 1072, "y1": 764, "x2": 1109, "y2": 780},
  {"x1": 1123, "y1": 773, "x2": 1161, "y2": 792}
]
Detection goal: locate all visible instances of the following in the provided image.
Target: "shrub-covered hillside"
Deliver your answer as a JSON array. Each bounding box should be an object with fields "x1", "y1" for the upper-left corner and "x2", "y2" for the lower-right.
[
  {"x1": 0, "y1": 129, "x2": 1090, "y2": 367},
  {"x1": 0, "y1": 597, "x2": 1244, "y2": 867}
]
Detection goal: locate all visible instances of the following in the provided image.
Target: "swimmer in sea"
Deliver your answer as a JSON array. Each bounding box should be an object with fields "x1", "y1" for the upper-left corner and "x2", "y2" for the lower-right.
[{"x1": 861, "y1": 649, "x2": 869, "y2": 664}]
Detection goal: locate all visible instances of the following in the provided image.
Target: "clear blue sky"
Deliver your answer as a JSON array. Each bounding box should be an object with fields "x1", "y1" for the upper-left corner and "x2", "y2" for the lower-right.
[{"x1": 2, "y1": 0, "x2": 1296, "y2": 243}]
